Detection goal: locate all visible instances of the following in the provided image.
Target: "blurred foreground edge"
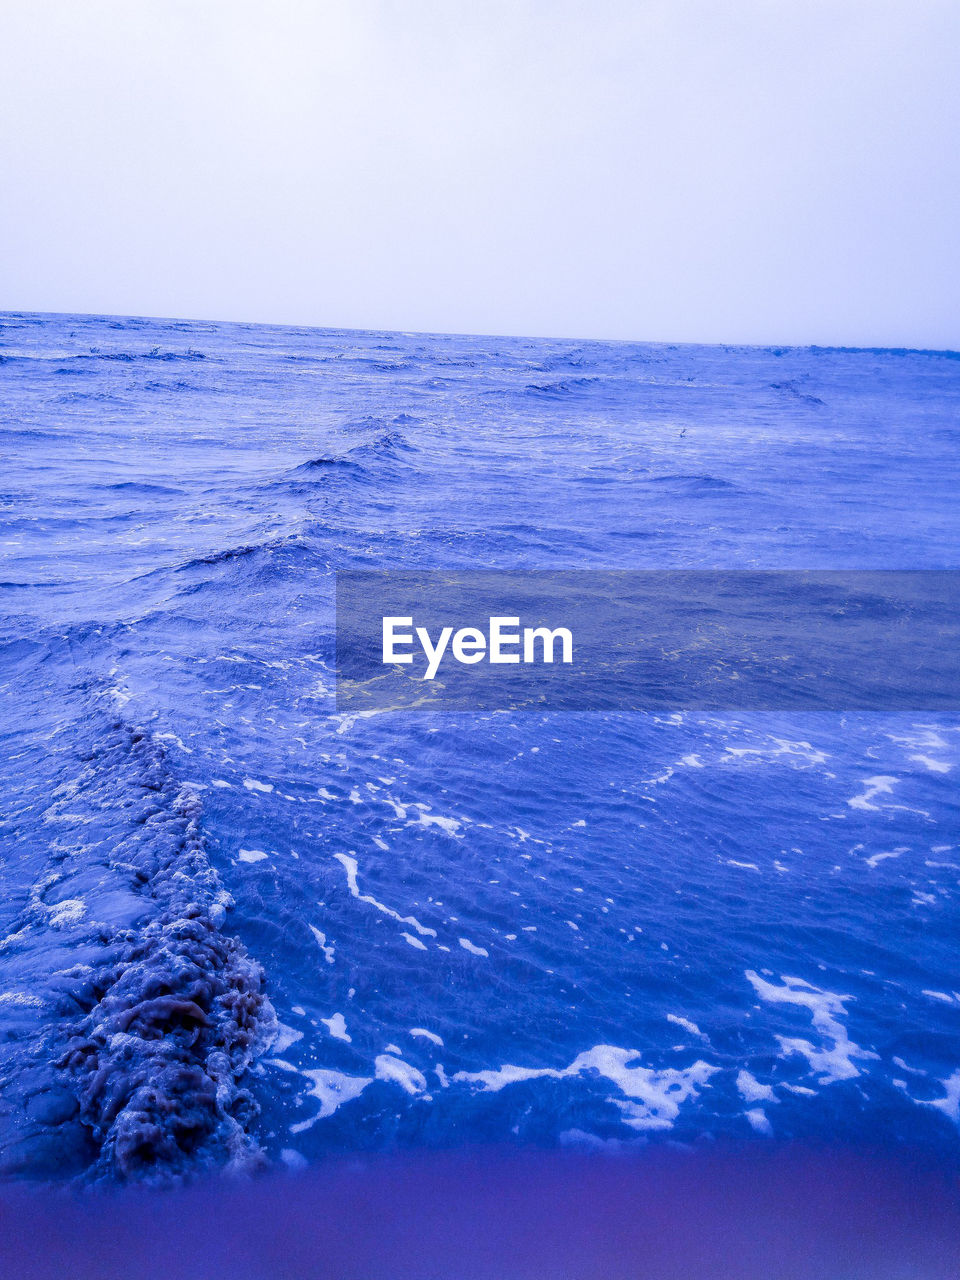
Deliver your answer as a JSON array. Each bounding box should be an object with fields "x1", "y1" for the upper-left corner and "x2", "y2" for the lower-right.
[{"x1": 1, "y1": 1143, "x2": 958, "y2": 1280}]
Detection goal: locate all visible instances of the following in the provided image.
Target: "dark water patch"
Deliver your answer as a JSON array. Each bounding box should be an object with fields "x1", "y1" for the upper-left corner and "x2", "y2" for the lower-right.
[
  {"x1": 163, "y1": 321, "x2": 218, "y2": 334},
  {"x1": 522, "y1": 376, "x2": 601, "y2": 398},
  {"x1": 142, "y1": 379, "x2": 202, "y2": 393},
  {"x1": 532, "y1": 349, "x2": 587, "y2": 372},
  {"x1": 100, "y1": 481, "x2": 183, "y2": 496},
  {"x1": 408, "y1": 353, "x2": 480, "y2": 370},
  {"x1": 344, "y1": 413, "x2": 419, "y2": 440},
  {"x1": 144, "y1": 347, "x2": 207, "y2": 362},
  {"x1": 350, "y1": 429, "x2": 417, "y2": 458},
  {"x1": 769, "y1": 380, "x2": 826, "y2": 406},
  {"x1": 0, "y1": 427, "x2": 72, "y2": 440},
  {"x1": 338, "y1": 353, "x2": 417, "y2": 373},
  {"x1": 643, "y1": 473, "x2": 744, "y2": 495},
  {"x1": 83, "y1": 347, "x2": 207, "y2": 364},
  {"x1": 181, "y1": 544, "x2": 262, "y2": 568},
  {"x1": 279, "y1": 353, "x2": 336, "y2": 365},
  {"x1": 53, "y1": 391, "x2": 123, "y2": 405}
]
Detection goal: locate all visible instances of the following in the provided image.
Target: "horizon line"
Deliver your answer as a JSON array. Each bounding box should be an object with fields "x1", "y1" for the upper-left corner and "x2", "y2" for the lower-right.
[{"x1": 2, "y1": 307, "x2": 959, "y2": 360}]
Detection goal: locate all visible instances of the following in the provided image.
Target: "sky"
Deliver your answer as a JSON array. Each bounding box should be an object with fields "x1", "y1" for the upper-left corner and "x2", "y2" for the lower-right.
[{"x1": 0, "y1": 0, "x2": 958, "y2": 347}]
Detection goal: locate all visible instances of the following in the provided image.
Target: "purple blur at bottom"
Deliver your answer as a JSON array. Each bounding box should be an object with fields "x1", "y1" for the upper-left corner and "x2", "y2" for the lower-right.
[{"x1": 2, "y1": 1144, "x2": 958, "y2": 1280}]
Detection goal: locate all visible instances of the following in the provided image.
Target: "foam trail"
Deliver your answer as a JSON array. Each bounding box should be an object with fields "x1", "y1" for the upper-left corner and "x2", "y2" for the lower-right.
[{"x1": 39, "y1": 718, "x2": 275, "y2": 1184}]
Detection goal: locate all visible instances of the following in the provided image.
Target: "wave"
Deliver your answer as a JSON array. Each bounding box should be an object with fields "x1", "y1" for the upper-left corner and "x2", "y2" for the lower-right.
[
  {"x1": 348, "y1": 421, "x2": 418, "y2": 452},
  {"x1": 291, "y1": 456, "x2": 362, "y2": 474},
  {"x1": 175, "y1": 533, "x2": 316, "y2": 573},
  {"x1": 92, "y1": 347, "x2": 207, "y2": 363},
  {"x1": 182, "y1": 543, "x2": 263, "y2": 567},
  {"x1": 286, "y1": 424, "x2": 418, "y2": 484}
]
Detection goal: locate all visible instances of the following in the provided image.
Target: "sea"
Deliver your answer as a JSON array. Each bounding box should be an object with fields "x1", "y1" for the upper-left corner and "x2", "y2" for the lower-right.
[{"x1": 1, "y1": 310, "x2": 958, "y2": 1187}]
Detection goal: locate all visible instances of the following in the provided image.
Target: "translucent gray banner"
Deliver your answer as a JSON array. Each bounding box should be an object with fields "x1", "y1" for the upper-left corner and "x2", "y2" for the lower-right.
[{"x1": 335, "y1": 570, "x2": 960, "y2": 712}]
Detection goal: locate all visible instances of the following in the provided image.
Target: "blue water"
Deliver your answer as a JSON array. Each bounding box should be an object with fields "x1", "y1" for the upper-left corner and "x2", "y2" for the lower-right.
[{"x1": 1, "y1": 310, "x2": 958, "y2": 1185}]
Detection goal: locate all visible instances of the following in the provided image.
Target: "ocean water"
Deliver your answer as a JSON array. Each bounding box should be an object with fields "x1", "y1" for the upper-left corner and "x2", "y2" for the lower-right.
[{"x1": 1, "y1": 310, "x2": 958, "y2": 1186}]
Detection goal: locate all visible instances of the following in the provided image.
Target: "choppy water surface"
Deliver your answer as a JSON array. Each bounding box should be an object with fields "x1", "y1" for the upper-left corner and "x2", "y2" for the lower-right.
[{"x1": 1, "y1": 311, "x2": 958, "y2": 1184}]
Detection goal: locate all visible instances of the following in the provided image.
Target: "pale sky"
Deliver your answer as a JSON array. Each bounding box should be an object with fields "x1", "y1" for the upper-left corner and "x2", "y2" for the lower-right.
[{"x1": 1, "y1": 1, "x2": 957, "y2": 347}]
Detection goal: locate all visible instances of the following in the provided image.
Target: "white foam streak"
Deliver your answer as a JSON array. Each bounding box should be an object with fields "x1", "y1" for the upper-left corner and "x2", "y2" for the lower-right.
[
  {"x1": 308, "y1": 924, "x2": 336, "y2": 964},
  {"x1": 454, "y1": 1044, "x2": 716, "y2": 1132},
  {"x1": 847, "y1": 776, "x2": 898, "y2": 811},
  {"x1": 320, "y1": 1012, "x2": 351, "y2": 1042},
  {"x1": 925, "y1": 1070, "x2": 960, "y2": 1124},
  {"x1": 746, "y1": 971, "x2": 876, "y2": 1083},
  {"x1": 375, "y1": 1054, "x2": 428, "y2": 1095},
  {"x1": 290, "y1": 1068, "x2": 372, "y2": 1131},
  {"x1": 410, "y1": 1027, "x2": 444, "y2": 1046},
  {"x1": 458, "y1": 937, "x2": 488, "y2": 957},
  {"x1": 333, "y1": 852, "x2": 437, "y2": 937}
]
